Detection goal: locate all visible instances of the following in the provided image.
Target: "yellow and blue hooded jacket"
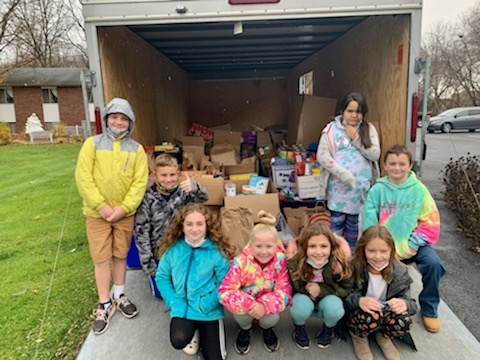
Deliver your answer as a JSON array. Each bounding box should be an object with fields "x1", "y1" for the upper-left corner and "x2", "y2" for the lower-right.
[{"x1": 75, "y1": 98, "x2": 148, "y2": 217}]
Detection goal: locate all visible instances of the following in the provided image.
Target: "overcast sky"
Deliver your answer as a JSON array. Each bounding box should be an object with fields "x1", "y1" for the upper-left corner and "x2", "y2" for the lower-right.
[{"x1": 422, "y1": 0, "x2": 478, "y2": 34}]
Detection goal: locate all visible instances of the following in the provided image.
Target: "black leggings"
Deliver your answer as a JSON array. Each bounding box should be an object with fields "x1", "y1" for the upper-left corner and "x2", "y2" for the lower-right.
[{"x1": 170, "y1": 317, "x2": 225, "y2": 360}]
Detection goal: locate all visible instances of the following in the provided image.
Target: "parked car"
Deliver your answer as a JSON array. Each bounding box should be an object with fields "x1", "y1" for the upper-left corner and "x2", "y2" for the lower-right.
[
  {"x1": 427, "y1": 107, "x2": 480, "y2": 133},
  {"x1": 417, "y1": 111, "x2": 433, "y2": 128}
]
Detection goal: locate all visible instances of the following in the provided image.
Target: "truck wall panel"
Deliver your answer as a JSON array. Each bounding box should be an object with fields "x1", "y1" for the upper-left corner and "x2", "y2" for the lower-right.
[
  {"x1": 189, "y1": 78, "x2": 289, "y2": 131},
  {"x1": 290, "y1": 15, "x2": 410, "y2": 157},
  {"x1": 98, "y1": 26, "x2": 189, "y2": 145}
]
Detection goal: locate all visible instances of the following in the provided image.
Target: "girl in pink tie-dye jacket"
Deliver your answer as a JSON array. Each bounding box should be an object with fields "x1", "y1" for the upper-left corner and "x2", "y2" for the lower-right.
[{"x1": 218, "y1": 211, "x2": 292, "y2": 354}]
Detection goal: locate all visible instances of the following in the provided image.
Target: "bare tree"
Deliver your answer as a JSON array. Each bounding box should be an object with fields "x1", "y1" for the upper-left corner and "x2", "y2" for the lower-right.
[
  {"x1": 10, "y1": 0, "x2": 87, "y2": 67},
  {"x1": 0, "y1": 0, "x2": 21, "y2": 54},
  {"x1": 422, "y1": 1, "x2": 480, "y2": 110},
  {"x1": 422, "y1": 22, "x2": 460, "y2": 112},
  {"x1": 64, "y1": 0, "x2": 88, "y2": 66}
]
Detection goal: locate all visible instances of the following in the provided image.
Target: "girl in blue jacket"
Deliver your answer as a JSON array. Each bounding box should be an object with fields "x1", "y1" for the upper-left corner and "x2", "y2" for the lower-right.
[{"x1": 156, "y1": 203, "x2": 234, "y2": 360}]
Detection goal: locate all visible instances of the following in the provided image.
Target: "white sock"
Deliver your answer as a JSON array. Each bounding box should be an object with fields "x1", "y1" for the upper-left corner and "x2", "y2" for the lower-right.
[
  {"x1": 113, "y1": 285, "x2": 125, "y2": 300},
  {"x1": 100, "y1": 299, "x2": 112, "y2": 309}
]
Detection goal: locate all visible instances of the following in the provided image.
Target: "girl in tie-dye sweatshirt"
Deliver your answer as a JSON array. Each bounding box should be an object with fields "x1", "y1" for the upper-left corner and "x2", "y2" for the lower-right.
[
  {"x1": 218, "y1": 211, "x2": 292, "y2": 354},
  {"x1": 362, "y1": 144, "x2": 445, "y2": 333}
]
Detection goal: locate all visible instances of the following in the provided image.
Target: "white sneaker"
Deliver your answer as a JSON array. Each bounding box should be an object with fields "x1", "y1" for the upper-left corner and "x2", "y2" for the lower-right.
[{"x1": 183, "y1": 329, "x2": 200, "y2": 355}]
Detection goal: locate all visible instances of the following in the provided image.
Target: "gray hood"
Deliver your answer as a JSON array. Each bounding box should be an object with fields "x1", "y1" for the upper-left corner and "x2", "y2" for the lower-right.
[{"x1": 103, "y1": 97, "x2": 136, "y2": 133}]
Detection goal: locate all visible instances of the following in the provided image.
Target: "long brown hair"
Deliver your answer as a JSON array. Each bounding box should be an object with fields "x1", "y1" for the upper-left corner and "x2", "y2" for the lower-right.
[
  {"x1": 339, "y1": 92, "x2": 372, "y2": 148},
  {"x1": 293, "y1": 222, "x2": 352, "y2": 282},
  {"x1": 156, "y1": 203, "x2": 234, "y2": 260},
  {"x1": 353, "y1": 225, "x2": 397, "y2": 285}
]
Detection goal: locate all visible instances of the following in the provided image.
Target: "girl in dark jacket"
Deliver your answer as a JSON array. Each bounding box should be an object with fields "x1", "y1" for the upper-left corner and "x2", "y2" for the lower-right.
[{"x1": 346, "y1": 225, "x2": 417, "y2": 360}]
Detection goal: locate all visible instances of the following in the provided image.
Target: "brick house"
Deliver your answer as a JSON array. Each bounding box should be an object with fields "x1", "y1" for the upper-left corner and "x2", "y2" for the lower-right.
[{"x1": 0, "y1": 68, "x2": 94, "y2": 134}]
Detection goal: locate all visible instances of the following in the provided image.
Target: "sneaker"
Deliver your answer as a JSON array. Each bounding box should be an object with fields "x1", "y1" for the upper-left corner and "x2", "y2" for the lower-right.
[
  {"x1": 293, "y1": 324, "x2": 310, "y2": 350},
  {"x1": 316, "y1": 325, "x2": 335, "y2": 348},
  {"x1": 114, "y1": 294, "x2": 139, "y2": 318},
  {"x1": 262, "y1": 327, "x2": 280, "y2": 352},
  {"x1": 183, "y1": 329, "x2": 200, "y2": 355},
  {"x1": 92, "y1": 301, "x2": 116, "y2": 335},
  {"x1": 234, "y1": 328, "x2": 251, "y2": 355}
]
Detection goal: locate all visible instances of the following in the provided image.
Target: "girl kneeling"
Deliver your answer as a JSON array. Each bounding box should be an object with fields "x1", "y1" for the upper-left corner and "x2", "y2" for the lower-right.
[
  {"x1": 218, "y1": 211, "x2": 292, "y2": 355},
  {"x1": 156, "y1": 203, "x2": 234, "y2": 360},
  {"x1": 288, "y1": 222, "x2": 353, "y2": 350},
  {"x1": 346, "y1": 225, "x2": 417, "y2": 360}
]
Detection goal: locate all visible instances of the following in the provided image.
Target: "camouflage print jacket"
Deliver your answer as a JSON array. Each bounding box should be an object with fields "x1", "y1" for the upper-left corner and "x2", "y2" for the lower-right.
[{"x1": 135, "y1": 180, "x2": 208, "y2": 275}]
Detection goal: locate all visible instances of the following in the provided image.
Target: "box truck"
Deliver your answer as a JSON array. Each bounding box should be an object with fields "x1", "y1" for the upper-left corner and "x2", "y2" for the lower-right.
[{"x1": 82, "y1": 0, "x2": 424, "y2": 167}]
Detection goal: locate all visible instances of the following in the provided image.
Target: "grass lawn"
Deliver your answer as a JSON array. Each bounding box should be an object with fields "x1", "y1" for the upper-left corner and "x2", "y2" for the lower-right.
[{"x1": 0, "y1": 144, "x2": 97, "y2": 359}]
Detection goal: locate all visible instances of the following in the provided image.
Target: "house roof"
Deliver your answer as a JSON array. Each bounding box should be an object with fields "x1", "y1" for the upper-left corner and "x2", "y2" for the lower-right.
[{"x1": 1, "y1": 67, "x2": 89, "y2": 87}]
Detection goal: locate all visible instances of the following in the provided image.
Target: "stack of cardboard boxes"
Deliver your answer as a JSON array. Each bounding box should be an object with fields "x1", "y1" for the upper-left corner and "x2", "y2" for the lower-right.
[{"x1": 145, "y1": 95, "x2": 338, "y2": 225}]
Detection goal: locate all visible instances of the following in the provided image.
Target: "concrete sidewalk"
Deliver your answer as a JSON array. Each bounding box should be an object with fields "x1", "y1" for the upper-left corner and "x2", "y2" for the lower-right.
[{"x1": 77, "y1": 268, "x2": 480, "y2": 360}]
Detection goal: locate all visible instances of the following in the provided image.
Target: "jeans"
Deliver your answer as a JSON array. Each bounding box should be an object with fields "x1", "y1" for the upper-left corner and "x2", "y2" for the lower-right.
[
  {"x1": 290, "y1": 293, "x2": 345, "y2": 328},
  {"x1": 403, "y1": 245, "x2": 446, "y2": 318},
  {"x1": 330, "y1": 210, "x2": 359, "y2": 251},
  {"x1": 233, "y1": 313, "x2": 280, "y2": 330}
]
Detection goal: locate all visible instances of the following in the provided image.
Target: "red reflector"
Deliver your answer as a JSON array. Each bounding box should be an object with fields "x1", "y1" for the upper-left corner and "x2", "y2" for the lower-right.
[{"x1": 411, "y1": 93, "x2": 418, "y2": 142}]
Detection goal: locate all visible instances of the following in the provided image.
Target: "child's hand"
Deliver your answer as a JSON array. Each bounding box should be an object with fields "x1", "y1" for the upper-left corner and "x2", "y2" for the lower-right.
[
  {"x1": 180, "y1": 172, "x2": 192, "y2": 193},
  {"x1": 106, "y1": 206, "x2": 126, "y2": 222},
  {"x1": 286, "y1": 239, "x2": 298, "y2": 259},
  {"x1": 305, "y1": 282, "x2": 321, "y2": 299},
  {"x1": 408, "y1": 246, "x2": 418, "y2": 257},
  {"x1": 99, "y1": 205, "x2": 114, "y2": 220},
  {"x1": 359, "y1": 296, "x2": 382, "y2": 314},
  {"x1": 248, "y1": 301, "x2": 266, "y2": 320},
  {"x1": 387, "y1": 298, "x2": 407, "y2": 314},
  {"x1": 345, "y1": 125, "x2": 359, "y2": 141}
]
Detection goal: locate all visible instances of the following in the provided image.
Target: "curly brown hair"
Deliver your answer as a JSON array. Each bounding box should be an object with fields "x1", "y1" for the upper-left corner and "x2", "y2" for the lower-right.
[
  {"x1": 293, "y1": 222, "x2": 352, "y2": 282},
  {"x1": 353, "y1": 225, "x2": 397, "y2": 285},
  {"x1": 156, "y1": 203, "x2": 234, "y2": 260}
]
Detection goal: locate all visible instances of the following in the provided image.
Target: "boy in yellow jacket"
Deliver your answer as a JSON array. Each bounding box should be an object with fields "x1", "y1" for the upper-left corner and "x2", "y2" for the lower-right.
[{"x1": 75, "y1": 98, "x2": 148, "y2": 335}]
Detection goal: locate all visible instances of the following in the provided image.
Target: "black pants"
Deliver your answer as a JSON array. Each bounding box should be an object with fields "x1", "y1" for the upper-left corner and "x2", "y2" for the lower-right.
[{"x1": 170, "y1": 317, "x2": 225, "y2": 360}]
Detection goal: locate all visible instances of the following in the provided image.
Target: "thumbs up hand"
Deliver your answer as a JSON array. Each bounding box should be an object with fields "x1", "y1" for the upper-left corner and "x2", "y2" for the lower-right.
[{"x1": 180, "y1": 172, "x2": 193, "y2": 193}]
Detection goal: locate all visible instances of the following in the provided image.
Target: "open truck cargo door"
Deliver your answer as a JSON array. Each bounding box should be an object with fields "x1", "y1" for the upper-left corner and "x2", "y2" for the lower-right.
[{"x1": 82, "y1": 0, "x2": 423, "y2": 163}]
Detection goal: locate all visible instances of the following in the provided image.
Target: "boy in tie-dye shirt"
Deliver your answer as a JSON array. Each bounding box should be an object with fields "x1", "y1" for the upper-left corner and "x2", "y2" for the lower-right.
[{"x1": 362, "y1": 144, "x2": 445, "y2": 334}]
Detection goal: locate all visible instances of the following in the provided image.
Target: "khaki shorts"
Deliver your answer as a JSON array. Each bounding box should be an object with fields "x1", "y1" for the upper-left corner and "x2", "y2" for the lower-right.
[{"x1": 86, "y1": 216, "x2": 134, "y2": 264}]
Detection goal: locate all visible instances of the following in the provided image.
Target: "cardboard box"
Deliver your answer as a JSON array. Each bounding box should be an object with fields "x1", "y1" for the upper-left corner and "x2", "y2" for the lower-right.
[
  {"x1": 195, "y1": 176, "x2": 225, "y2": 206},
  {"x1": 295, "y1": 174, "x2": 321, "y2": 199},
  {"x1": 224, "y1": 156, "x2": 257, "y2": 176},
  {"x1": 210, "y1": 146, "x2": 238, "y2": 166},
  {"x1": 272, "y1": 163, "x2": 296, "y2": 188},
  {"x1": 288, "y1": 95, "x2": 337, "y2": 146},
  {"x1": 182, "y1": 136, "x2": 205, "y2": 166},
  {"x1": 224, "y1": 184, "x2": 280, "y2": 222},
  {"x1": 214, "y1": 129, "x2": 242, "y2": 154}
]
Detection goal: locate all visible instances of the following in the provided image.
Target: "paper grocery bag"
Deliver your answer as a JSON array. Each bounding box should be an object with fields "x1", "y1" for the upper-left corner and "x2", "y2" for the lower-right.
[{"x1": 220, "y1": 207, "x2": 254, "y2": 256}]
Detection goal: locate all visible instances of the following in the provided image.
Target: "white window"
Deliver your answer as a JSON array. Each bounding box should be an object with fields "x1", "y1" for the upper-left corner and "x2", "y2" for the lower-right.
[
  {"x1": 42, "y1": 88, "x2": 58, "y2": 103},
  {"x1": 0, "y1": 88, "x2": 14, "y2": 103}
]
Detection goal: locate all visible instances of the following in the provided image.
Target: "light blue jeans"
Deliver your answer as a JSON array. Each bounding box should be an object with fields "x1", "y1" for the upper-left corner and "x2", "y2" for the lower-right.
[
  {"x1": 289, "y1": 293, "x2": 345, "y2": 328},
  {"x1": 233, "y1": 313, "x2": 280, "y2": 330}
]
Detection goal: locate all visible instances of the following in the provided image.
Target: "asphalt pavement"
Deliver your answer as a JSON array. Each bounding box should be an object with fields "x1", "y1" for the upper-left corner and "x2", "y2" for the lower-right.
[{"x1": 416, "y1": 129, "x2": 480, "y2": 341}]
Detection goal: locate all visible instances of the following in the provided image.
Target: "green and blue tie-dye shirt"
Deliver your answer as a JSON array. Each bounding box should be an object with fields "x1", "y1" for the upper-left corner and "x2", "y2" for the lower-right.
[{"x1": 362, "y1": 172, "x2": 440, "y2": 260}]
